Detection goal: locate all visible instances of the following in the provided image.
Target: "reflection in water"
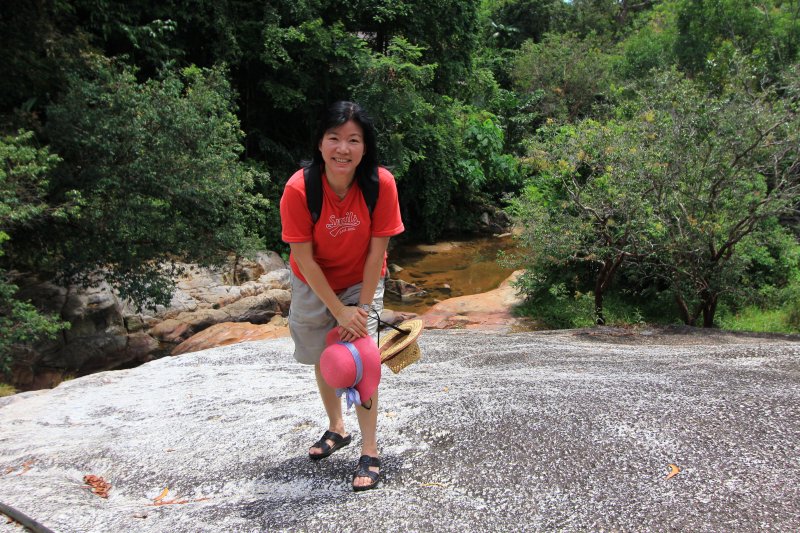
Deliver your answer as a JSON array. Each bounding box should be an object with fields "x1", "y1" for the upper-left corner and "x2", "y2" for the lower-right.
[{"x1": 384, "y1": 237, "x2": 518, "y2": 314}]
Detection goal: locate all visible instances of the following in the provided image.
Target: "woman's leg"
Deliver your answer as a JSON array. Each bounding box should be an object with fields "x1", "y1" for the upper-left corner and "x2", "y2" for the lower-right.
[
  {"x1": 353, "y1": 389, "x2": 379, "y2": 487},
  {"x1": 309, "y1": 364, "x2": 347, "y2": 455}
]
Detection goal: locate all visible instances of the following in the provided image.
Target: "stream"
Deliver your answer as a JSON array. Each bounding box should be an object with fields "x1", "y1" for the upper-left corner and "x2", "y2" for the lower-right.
[{"x1": 383, "y1": 236, "x2": 519, "y2": 314}]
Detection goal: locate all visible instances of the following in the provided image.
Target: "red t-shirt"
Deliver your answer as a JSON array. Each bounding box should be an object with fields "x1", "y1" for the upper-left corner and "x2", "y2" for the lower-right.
[{"x1": 280, "y1": 166, "x2": 405, "y2": 292}]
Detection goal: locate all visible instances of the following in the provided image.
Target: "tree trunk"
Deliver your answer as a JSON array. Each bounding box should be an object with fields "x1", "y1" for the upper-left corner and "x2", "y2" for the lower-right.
[
  {"x1": 701, "y1": 292, "x2": 718, "y2": 328},
  {"x1": 594, "y1": 288, "x2": 605, "y2": 325},
  {"x1": 674, "y1": 292, "x2": 692, "y2": 325}
]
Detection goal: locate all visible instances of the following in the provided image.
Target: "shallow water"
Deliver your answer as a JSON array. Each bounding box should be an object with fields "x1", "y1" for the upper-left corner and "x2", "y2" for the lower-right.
[{"x1": 384, "y1": 236, "x2": 518, "y2": 314}]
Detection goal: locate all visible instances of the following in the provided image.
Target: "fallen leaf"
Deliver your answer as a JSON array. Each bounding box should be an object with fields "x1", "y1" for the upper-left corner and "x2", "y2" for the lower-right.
[
  {"x1": 443, "y1": 387, "x2": 449, "y2": 392},
  {"x1": 153, "y1": 487, "x2": 169, "y2": 503},
  {"x1": 384, "y1": 411, "x2": 397, "y2": 418},
  {"x1": 84, "y1": 475, "x2": 112, "y2": 498},
  {"x1": 666, "y1": 463, "x2": 680, "y2": 480},
  {"x1": 17, "y1": 460, "x2": 34, "y2": 476}
]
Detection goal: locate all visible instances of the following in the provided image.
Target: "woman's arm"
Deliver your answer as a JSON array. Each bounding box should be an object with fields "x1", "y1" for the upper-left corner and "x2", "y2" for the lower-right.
[
  {"x1": 359, "y1": 236, "x2": 390, "y2": 310},
  {"x1": 290, "y1": 241, "x2": 368, "y2": 340}
]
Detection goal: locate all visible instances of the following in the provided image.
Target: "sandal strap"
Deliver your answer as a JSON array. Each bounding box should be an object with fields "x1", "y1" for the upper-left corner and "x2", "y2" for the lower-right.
[
  {"x1": 313, "y1": 430, "x2": 345, "y2": 453},
  {"x1": 356, "y1": 454, "x2": 381, "y2": 470},
  {"x1": 358, "y1": 454, "x2": 381, "y2": 467}
]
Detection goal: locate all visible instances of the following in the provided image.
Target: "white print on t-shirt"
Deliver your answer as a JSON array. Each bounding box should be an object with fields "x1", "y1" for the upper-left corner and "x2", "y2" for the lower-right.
[{"x1": 326, "y1": 211, "x2": 361, "y2": 237}]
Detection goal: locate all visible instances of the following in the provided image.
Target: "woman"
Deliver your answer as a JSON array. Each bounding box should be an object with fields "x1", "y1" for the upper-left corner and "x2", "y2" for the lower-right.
[{"x1": 279, "y1": 101, "x2": 404, "y2": 491}]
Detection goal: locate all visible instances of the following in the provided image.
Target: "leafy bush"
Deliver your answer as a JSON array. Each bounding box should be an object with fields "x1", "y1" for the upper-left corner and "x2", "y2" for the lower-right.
[
  {"x1": 38, "y1": 57, "x2": 269, "y2": 309},
  {"x1": 0, "y1": 131, "x2": 70, "y2": 374},
  {"x1": 512, "y1": 32, "x2": 616, "y2": 122}
]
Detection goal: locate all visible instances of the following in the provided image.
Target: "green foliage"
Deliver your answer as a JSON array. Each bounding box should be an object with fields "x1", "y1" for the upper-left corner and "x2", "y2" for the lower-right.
[
  {"x1": 615, "y1": 6, "x2": 679, "y2": 79},
  {"x1": 718, "y1": 305, "x2": 800, "y2": 334},
  {"x1": 3, "y1": 0, "x2": 800, "y2": 338},
  {"x1": 395, "y1": 0, "x2": 482, "y2": 95},
  {"x1": 674, "y1": 0, "x2": 800, "y2": 82},
  {"x1": 511, "y1": 63, "x2": 800, "y2": 328},
  {"x1": 0, "y1": 131, "x2": 70, "y2": 373},
  {"x1": 35, "y1": 56, "x2": 268, "y2": 309},
  {"x1": 457, "y1": 107, "x2": 523, "y2": 199},
  {"x1": 512, "y1": 32, "x2": 616, "y2": 121},
  {"x1": 487, "y1": 0, "x2": 568, "y2": 49},
  {"x1": 509, "y1": 115, "x2": 663, "y2": 322},
  {"x1": 642, "y1": 67, "x2": 800, "y2": 325}
]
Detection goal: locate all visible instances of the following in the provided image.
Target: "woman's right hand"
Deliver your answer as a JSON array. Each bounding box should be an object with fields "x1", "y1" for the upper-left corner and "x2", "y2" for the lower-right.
[{"x1": 335, "y1": 305, "x2": 368, "y2": 342}]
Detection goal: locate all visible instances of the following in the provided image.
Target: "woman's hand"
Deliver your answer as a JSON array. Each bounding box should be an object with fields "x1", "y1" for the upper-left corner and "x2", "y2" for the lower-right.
[{"x1": 335, "y1": 305, "x2": 369, "y2": 342}]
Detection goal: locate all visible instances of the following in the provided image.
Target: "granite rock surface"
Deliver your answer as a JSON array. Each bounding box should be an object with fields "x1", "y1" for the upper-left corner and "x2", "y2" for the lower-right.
[{"x1": 1, "y1": 327, "x2": 799, "y2": 532}]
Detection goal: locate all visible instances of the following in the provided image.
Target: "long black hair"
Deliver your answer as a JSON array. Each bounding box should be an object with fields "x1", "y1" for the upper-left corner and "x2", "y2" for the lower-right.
[{"x1": 310, "y1": 101, "x2": 379, "y2": 180}]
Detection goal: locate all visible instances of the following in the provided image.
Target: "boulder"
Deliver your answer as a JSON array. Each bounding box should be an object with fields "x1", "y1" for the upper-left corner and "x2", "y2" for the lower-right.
[
  {"x1": 421, "y1": 270, "x2": 529, "y2": 331},
  {"x1": 171, "y1": 315, "x2": 290, "y2": 355},
  {"x1": 258, "y1": 268, "x2": 291, "y2": 290},
  {"x1": 7, "y1": 252, "x2": 291, "y2": 390},
  {"x1": 385, "y1": 278, "x2": 427, "y2": 301}
]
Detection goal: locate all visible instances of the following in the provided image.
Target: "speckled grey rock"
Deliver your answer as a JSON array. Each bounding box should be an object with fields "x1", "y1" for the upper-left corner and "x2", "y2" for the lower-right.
[{"x1": 1, "y1": 327, "x2": 799, "y2": 532}]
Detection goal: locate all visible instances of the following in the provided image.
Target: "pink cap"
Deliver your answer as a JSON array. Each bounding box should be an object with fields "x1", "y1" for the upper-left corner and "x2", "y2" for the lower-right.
[{"x1": 320, "y1": 328, "x2": 381, "y2": 406}]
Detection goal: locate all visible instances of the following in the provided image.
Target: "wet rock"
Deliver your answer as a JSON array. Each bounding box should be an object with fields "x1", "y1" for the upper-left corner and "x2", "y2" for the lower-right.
[
  {"x1": 422, "y1": 271, "x2": 526, "y2": 331},
  {"x1": 386, "y1": 278, "x2": 427, "y2": 301}
]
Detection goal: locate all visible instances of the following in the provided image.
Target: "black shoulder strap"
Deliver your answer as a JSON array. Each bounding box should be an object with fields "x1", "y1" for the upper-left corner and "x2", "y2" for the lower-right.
[
  {"x1": 303, "y1": 164, "x2": 380, "y2": 224},
  {"x1": 359, "y1": 166, "x2": 380, "y2": 217},
  {"x1": 303, "y1": 163, "x2": 323, "y2": 224}
]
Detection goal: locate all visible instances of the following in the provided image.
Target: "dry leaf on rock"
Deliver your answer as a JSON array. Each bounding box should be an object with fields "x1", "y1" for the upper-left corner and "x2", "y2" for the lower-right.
[
  {"x1": 153, "y1": 488, "x2": 169, "y2": 503},
  {"x1": 15, "y1": 460, "x2": 34, "y2": 476},
  {"x1": 83, "y1": 475, "x2": 111, "y2": 498},
  {"x1": 666, "y1": 463, "x2": 680, "y2": 480}
]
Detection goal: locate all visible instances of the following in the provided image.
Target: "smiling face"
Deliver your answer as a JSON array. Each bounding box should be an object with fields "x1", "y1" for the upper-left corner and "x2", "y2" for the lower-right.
[{"x1": 318, "y1": 120, "x2": 365, "y2": 183}]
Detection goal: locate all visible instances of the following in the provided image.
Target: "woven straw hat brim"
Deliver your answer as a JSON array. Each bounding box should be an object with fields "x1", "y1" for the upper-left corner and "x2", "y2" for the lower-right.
[
  {"x1": 378, "y1": 319, "x2": 423, "y2": 361},
  {"x1": 383, "y1": 342, "x2": 420, "y2": 374}
]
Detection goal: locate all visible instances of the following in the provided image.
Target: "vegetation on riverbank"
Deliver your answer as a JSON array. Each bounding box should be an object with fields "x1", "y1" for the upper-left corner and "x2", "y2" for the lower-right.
[{"x1": 2, "y1": 1, "x2": 800, "y2": 374}]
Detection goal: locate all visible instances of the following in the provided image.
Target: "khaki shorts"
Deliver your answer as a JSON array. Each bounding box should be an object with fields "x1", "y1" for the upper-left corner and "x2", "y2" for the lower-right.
[{"x1": 288, "y1": 272, "x2": 384, "y2": 365}]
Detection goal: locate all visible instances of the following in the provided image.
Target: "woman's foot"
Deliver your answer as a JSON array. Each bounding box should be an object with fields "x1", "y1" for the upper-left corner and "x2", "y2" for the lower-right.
[
  {"x1": 308, "y1": 430, "x2": 351, "y2": 460},
  {"x1": 352, "y1": 454, "x2": 381, "y2": 491}
]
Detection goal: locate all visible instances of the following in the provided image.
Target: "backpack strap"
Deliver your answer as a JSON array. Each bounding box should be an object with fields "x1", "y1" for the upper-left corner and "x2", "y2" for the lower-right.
[
  {"x1": 303, "y1": 164, "x2": 324, "y2": 224},
  {"x1": 304, "y1": 164, "x2": 380, "y2": 224},
  {"x1": 358, "y1": 166, "x2": 380, "y2": 217}
]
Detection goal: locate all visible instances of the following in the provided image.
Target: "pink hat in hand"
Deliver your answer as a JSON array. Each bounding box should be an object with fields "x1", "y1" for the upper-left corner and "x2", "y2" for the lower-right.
[{"x1": 320, "y1": 328, "x2": 381, "y2": 410}]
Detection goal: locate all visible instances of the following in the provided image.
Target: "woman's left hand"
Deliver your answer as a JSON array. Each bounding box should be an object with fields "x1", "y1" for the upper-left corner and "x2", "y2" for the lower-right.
[{"x1": 335, "y1": 305, "x2": 368, "y2": 342}]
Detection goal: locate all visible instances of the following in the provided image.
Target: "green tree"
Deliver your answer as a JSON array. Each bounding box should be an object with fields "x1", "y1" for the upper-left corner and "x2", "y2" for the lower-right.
[
  {"x1": 487, "y1": 0, "x2": 568, "y2": 49},
  {"x1": 0, "y1": 131, "x2": 70, "y2": 374},
  {"x1": 352, "y1": 37, "x2": 457, "y2": 241},
  {"x1": 510, "y1": 117, "x2": 661, "y2": 324},
  {"x1": 674, "y1": 0, "x2": 800, "y2": 82},
  {"x1": 643, "y1": 67, "x2": 800, "y2": 326},
  {"x1": 9, "y1": 57, "x2": 268, "y2": 310},
  {"x1": 512, "y1": 32, "x2": 616, "y2": 122}
]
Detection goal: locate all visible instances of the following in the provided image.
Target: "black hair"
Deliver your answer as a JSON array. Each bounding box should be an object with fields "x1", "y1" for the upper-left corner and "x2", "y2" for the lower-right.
[{"x1": 310, "y1": 101, "x2": 379, "y2": 179}]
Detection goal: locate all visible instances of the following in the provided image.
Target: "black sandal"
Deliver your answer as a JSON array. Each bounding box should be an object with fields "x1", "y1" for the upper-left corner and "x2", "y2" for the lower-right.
[
  {"x1": 308, "y1": 430, "x2": 351, "y2": 460},
  {"x1": 352, "y1": 455, "x2": 381, "y2": 492}
]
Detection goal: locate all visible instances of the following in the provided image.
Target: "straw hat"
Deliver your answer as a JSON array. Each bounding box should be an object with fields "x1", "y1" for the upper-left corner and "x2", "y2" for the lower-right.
[{"x1": 378, "y1": 319, "x2": 423, "y2": 374}]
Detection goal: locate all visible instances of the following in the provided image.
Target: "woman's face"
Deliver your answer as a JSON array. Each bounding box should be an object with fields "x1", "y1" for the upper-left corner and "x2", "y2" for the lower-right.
[{"x1": 318, "y1": 119, "x2": 365, "y2": 182}]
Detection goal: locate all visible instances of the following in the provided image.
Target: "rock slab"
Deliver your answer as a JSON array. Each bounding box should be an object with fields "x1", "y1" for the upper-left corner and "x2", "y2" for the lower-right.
[{"x1": 1, "y1": 328, "x2": 799, "y2": 532}]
